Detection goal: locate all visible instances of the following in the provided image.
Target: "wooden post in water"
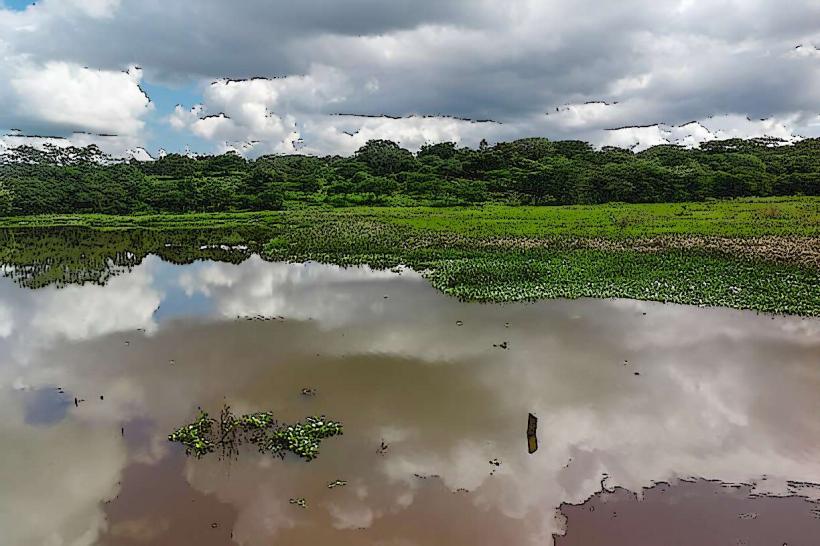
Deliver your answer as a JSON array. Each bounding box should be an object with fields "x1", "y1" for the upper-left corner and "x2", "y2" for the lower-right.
[{"x1": 527, "y1": 413, "x2": 538, "y2": 454}]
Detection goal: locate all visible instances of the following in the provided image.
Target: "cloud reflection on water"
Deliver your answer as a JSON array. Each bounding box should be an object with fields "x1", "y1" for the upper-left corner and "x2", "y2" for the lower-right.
[{"x1": 0, "y1": 255, "x2": 818, "y2": 545}]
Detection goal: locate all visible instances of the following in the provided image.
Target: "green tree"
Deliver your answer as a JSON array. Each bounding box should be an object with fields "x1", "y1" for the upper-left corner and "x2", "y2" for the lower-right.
[
  {"x1": 354, "y1": 140, "x2": 416, "y2": 176},
  {"x1": 418, "y1": 142, "x2": 458, "y2": 160},
  {"x1": 203, "y1": 151, "x2": 247, "y2": 177},
  {"x1": 0, "y1": 182, "x2": 13, "y2": 216},
  {"x1": 238, "y1": 168, "x2": 285, "y2": 210}
]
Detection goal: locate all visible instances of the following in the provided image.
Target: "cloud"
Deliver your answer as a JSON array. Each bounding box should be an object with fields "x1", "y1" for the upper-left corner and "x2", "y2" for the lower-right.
[
  {"x1": 6, "y1": 0, "x2": 122, "y2": 19},
  {"x1": 600, "y1": 114, "x2": 805, "y2": 151},
  {"x1": 0, "y1": 46, "x2": 152, "y2": 154},
  {"x1": 9, "y1": 63, "x2": 149, "y2": 135},
  {"x1": 1, "y1": 0, "x2": 819, "y2": 155},
  {"x1": 1, "y1": 60, "x2": 151, "y2": 136}
]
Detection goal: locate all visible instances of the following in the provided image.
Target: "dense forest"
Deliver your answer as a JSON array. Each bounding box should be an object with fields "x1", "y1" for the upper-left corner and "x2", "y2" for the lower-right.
[{"x1": 0, "y1": 137, "x2": 818, "y2": 215}]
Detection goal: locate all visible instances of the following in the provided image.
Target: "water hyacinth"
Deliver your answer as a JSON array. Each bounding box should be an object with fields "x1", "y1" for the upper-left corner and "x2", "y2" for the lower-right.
[
  {"x1": 168, "y1": 406, "x2": 343, "y2": 461},
  {"x1": 167, "y1": 411, "x2": 216, "y2": 457},
  {"x1": 268, "y1": 417, "x2": 345, "y2": 461}
]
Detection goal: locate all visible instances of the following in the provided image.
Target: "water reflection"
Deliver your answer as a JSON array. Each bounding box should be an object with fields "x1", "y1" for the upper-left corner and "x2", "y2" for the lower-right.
[
  {"x1": 0, "y1": 255, "x2": 818, "y2": 545},
  {"x1": 21, "y1": 387, "x2": 72, "y2": 425}
]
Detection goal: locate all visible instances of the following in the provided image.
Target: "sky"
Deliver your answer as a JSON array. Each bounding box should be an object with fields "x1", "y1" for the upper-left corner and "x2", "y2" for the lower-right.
[{"x1": 0, "y1": 0, "x2": 819, "y2": 158}]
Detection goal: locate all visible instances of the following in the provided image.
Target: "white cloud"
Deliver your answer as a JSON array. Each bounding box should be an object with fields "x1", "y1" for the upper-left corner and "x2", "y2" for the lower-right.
[
  {"x1": 601, "y1": 114, "x2": 804, "y2": 151},
  {"x1": 303, "y1": 115, "x2": 502, "y2": 157},
  {"x1": 8, "y1": 62, "x2": 150, "y2": 136},
  {"x1": 168, "y1": 66, "x2": 506, "y2": 156},
  {"x1": 0, "y1": 130, "x2": 149, "y2": 158}
]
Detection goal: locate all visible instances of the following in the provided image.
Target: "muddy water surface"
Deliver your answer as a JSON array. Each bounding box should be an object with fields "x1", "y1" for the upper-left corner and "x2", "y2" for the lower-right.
[{"x1": 1, "y1": 255, "x2": 819, "y2": 545}]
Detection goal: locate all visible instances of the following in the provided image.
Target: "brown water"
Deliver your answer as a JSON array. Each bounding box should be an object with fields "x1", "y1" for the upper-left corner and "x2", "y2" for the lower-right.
[
  {"x1": 1, "y1": 255, "x2": 819, "y2": 545},
  {"x1": 557, "y1": 479, "x2": 820, "y2": 546}
]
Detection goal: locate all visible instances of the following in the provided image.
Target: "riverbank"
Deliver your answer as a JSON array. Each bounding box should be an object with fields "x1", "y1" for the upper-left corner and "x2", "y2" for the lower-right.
[{"x1": 0, "y1": 197, "x2": 817, "y2": 315}]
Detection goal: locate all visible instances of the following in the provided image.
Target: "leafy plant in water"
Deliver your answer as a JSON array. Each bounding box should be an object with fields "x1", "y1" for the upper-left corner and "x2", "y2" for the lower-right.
[
  {"x1": 267, "y1": 416, "x2": 344, "y2": 461},
  {"x1": 168, "y1": 406, "x2": 343, "y2": 461},
  {"x1": 168, "y1": 411, "x2": 216, "y2": 457}
]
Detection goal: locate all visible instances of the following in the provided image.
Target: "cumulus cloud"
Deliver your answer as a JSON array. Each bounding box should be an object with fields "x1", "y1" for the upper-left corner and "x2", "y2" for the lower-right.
[
  {"x1": 9, "y1": 63, "x2": 149, "y2": 135},
  {"x1": 0, "y1": 53, "x2": 152, "y2": 154},
  {"x1": 1, "y1": 0, "x2": 819, "y2": 155},
  {"x1": 165, "y1": 65, "x2": 505, "y2": 156}
]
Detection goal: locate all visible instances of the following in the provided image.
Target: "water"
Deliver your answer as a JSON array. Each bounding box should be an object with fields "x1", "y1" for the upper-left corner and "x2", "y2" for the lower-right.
[{"x1": 1, "y1": 254, "x2": 819, "y2": 545}]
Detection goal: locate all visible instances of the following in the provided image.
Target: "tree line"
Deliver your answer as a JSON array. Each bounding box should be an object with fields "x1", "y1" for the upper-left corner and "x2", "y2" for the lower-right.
[{"x1": 1, "y1": 136, "x2": 818, "y2": 215}]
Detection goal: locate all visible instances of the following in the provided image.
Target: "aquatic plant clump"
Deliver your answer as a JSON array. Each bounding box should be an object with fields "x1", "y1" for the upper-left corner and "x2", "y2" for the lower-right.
[
  {"x1": 168, "y1": 411, "x2": 216, "y2": 457},
  {"x1": 168, "y1": 406, "x2": 343, "y2": 461},
  {"x1": 268, "y1": 416, "x2": 345, "y2": 461}
]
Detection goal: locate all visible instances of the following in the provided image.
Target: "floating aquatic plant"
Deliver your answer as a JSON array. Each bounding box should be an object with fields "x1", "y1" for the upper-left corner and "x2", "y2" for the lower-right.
[
  {"x1": 267, "y1": 416, "x2": 344, "y2": 461},
  {"x1": 168, "y1": 406, "x2": 343, "y2": 461},
  {"x1": 168, "y1": 410, "x2": 216, "y2": 457}
]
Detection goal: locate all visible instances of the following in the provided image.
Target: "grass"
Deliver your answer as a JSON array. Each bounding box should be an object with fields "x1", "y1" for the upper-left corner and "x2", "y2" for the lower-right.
[
  {"x1": 356, "y1": 197, "x2": 820, "y2": 238},
  {"x1": 0, "y1": 196, "x2": 817, "y2": 315},
  {"x1": 0, "y1": 196, "x2": 816, "y2": 236}
]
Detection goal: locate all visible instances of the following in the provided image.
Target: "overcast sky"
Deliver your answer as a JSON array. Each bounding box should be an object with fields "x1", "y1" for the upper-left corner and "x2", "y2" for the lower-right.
[{"x1": 1, "y1": 0, "x2": 819, "y2": 157}]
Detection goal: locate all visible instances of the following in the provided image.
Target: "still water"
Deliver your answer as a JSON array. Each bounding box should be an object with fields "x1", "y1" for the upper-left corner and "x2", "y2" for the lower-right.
[{"x1": 1, "y1": 255, "x2": 819, "y2": 545}]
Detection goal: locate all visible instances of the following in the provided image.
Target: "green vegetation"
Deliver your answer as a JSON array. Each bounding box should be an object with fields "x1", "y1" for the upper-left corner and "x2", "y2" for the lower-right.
[
  {"x1": 365, "y1": 198, "x2": 819, "y2": 238},
  {"x1": 168, "y1": 405, "x2": 343, "y2": 461},
  {"x1": 0, "y1": 197, "x2": 816, "y2": 236},
  {"x1": 0, "y1": 198, "x2": 816, "y2": 316},
  {"x1": 259, "y1": 209, "x2": 818, "y2": 316},
  {"x1": 1, "y1": 136, "x2": 819, "y2": 216}
]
